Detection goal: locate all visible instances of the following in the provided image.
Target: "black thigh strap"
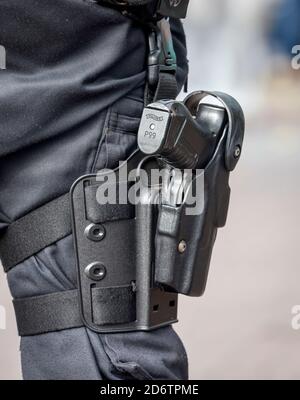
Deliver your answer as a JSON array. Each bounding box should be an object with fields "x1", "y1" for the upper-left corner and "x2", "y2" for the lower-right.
[
  {"x1": 0, "y1": 191, "x2": 135, "y2": 273},
  {"x1": 0, "y1": 194, "x2": 72, "y2": 273},
  {"x1": 13, "y1": 285, "x2": 136, "y2": 336}
]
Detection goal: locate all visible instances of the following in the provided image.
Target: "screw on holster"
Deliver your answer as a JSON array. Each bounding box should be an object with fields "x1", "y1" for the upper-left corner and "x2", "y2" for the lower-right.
[
  {"x1": 234, "y1": 145, "x2": 241, "y2": 159},
  {"x1": 84, "y1": 223, "x2": 106, "y2": 242},
  {"x1": 178, "y1": 240, "x2": 187, "y2": 254},
  {"x1": 85, "y1": 262, "x2": 106, "y2": 281}
]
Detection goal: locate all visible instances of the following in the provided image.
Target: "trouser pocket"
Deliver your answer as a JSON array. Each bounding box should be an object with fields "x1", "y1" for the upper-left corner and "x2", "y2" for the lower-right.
[{"x1": 92, "y1": 95, "x2": 144, "y2": 171}]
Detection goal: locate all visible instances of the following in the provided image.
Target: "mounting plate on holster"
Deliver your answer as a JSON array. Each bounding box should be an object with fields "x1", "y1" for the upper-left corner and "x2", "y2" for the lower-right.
[
  {"x1": 70, "y1": 91, "x2": 245, "y2": 333},
  {"x1": 70, "y1": 152, "x2": 179, "y2": 333}
]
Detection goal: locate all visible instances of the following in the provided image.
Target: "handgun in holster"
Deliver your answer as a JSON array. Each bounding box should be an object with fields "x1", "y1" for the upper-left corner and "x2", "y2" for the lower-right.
[{"x1": 70, "y1": 90, "x2": 245, "y2": 332}]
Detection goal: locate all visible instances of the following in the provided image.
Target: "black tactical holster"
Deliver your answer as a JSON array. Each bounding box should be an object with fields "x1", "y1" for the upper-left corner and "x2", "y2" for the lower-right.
[{"x1": 69, "y1": 90, "x2": 245, "y2": 333}]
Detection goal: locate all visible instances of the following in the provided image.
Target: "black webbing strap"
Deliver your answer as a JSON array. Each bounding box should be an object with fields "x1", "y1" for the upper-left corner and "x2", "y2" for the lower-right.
[
  {"x1": 0, "y1": 194, "x2": 72, "y2": 273},
  {"x1": 13, "y1": 285, "x2": 136, "y2": 336},
  {"x1": 146, "y1": 18, "x2": 179, "y2": 104},
  {"x1": 145, "y1": 71, "x2": 178, "y2": 105},
  {"x1": 0, "y1": 189, "x2": 135, "y2": 272},
  {"x1": 153, "y1": 71, "x2": 178, "y2": 102}
]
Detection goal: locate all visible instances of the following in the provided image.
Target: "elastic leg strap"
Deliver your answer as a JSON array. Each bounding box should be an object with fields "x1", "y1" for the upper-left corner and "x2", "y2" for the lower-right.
[
  {"x1": 13, "y1": 285, "x2": 136, "y2": 336},
  {"x1": 0, "y1": 194, "x2": 71, "y2": 272}
]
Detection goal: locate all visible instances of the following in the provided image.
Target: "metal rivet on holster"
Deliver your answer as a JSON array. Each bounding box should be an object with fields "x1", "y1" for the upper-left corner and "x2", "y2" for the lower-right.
[
  {"x1": 178, "y1": 240, "x2": 187, "y2": 254},
  {"x1": 84, "y1": 224, "x2": 106, "y2": 242},
  {"x1": 85, "y1": 262, "x2": 107, "y2": 281}
]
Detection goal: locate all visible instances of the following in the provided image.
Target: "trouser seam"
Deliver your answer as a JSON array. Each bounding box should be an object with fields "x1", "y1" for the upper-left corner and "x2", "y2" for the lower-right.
[{"x1": 91, "y1": 107, "x2": 112, "y2": 173}]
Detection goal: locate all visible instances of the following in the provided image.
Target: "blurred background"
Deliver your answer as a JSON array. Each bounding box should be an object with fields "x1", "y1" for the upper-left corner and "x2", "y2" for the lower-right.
[
  {"x1": 0, "y1": 0, "x2": 300, "y2": 380},
  {"x1": 176, "y1": 0, "x2": 300, "y2": 380}
]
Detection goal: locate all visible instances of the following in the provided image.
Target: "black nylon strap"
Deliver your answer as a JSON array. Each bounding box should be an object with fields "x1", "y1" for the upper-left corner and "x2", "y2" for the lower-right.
[
  {"x1": 0, "y1": 194, "x2": 72, "y2": 273},
  {"x1": 13, "y1": 290, "x2": 82, "y2": 336},
  {"x1": 154, "y1": 71, "x2": 178, "y2": 102},
  {"x1": 13, "y1": 285, "x2": 136, "y2": 336},
  {"x1": 146, "y1": 72, "x2": 178, "y2": 105},
  {"x1": 0, "y1": 190, "x2": 135, "y2": 272}
]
